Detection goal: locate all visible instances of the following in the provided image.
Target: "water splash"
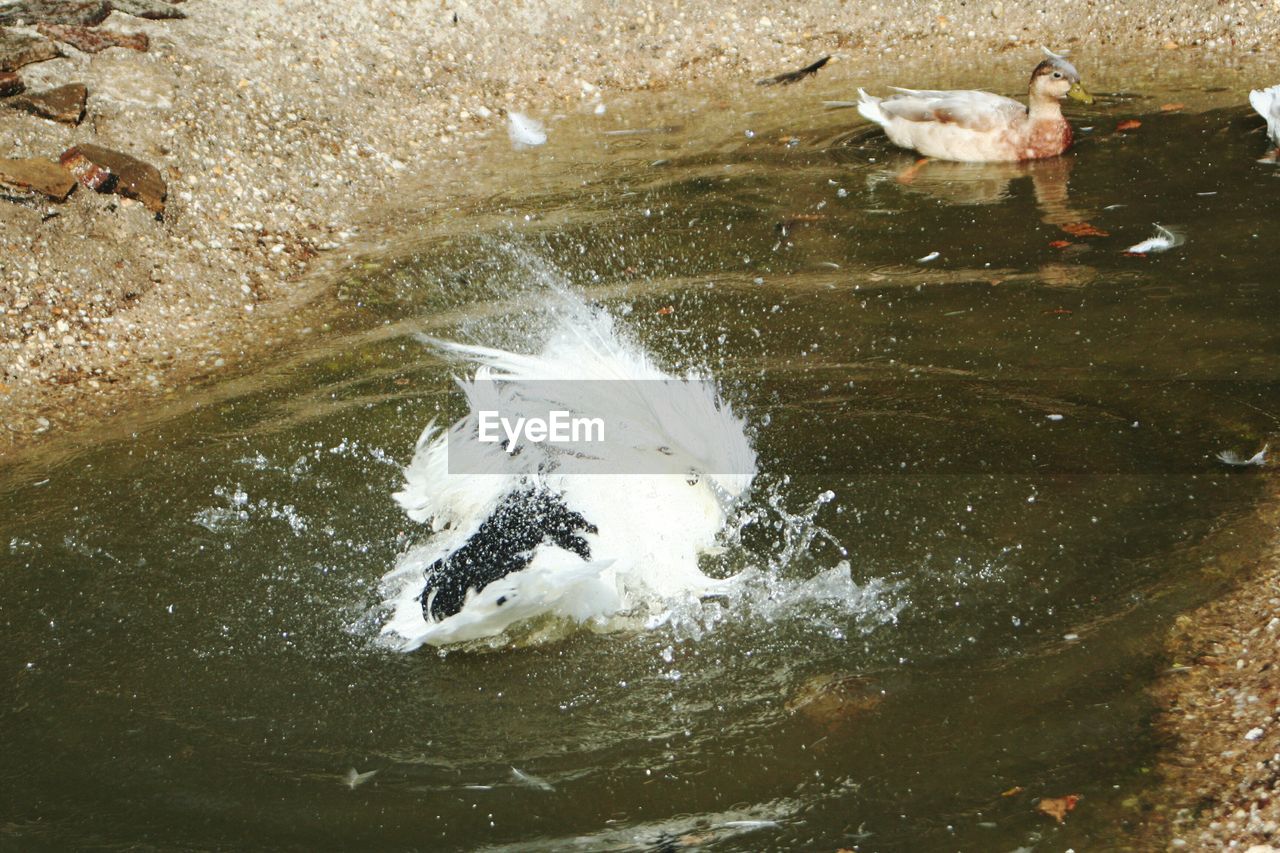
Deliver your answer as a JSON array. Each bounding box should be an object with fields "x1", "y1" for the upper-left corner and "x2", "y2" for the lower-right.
[{"x1": 369, "y1": 245, "x2": 899, "y2": 652}]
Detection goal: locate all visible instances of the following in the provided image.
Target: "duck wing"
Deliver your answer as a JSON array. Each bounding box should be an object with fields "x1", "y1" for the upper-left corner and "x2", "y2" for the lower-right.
[{"x1": 880, "y1": 90, "x2": 1026, "y2": 133}]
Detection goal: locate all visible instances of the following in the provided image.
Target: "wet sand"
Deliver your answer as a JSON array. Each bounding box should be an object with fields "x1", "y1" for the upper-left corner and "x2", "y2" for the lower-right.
[{"x1": 1, "y1": 0, "x2": 1278, "y2": 845}]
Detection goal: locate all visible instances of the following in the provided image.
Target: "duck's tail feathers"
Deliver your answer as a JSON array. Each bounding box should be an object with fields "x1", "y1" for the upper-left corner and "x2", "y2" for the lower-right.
[
  {"x1": 1249, "y1": 85, "x2": 1280, "y2": 143},
  {"x1": 856, "y1": 88, "x2": 887, "y2": 126}
]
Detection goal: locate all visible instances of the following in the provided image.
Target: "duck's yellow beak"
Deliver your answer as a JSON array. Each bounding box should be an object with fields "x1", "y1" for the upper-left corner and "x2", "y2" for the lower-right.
[{"x1": 1067, "y1": 82, "x2": 1094, "y2": 105}]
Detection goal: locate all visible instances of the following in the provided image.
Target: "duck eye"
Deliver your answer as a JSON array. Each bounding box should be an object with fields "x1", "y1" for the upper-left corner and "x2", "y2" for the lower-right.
[{"x1": 1052, "y1": 71, "x2": 1063, "y2": 79}]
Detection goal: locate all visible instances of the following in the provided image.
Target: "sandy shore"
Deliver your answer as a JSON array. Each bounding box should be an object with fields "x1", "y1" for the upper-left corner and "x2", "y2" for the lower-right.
[{"x1": 1, "y1": 0, "x2": 1278, "y2": 845}]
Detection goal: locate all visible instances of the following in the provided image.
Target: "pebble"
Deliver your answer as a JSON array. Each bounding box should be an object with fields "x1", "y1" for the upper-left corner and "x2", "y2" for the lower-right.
[
  {"x1": 110, "y1": 0, "x2": 187, "y2": 20},
  {"x1": 0, "y1": 1, "x2": 110, "y2": 27},
  {"x1": 0, "y1": 29, "x2": 61, "y2": 72},
  {"x1": 0, "y1": 70, "x2": 23, "y2": 97},
  {"x1": 35, "y1": 23, "x2": 150, "y2": 54},
  {"x1": 59, "y1": 144, "x2": 167, "y2": 214},
  {"x1": 0, "y1": 157, "x2": 77, "y2": 200},
  {"x1": 6, "y1": 82, "x2": 88, "y2": 125}
]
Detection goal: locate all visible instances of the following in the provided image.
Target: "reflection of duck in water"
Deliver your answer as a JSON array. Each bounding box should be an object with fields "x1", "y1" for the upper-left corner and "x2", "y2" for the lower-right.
[
  {"x1": 870, "y1": 152, "x2": 1086, "y2": 226},
  {"x1": 857, "y1": 49, "x2": 1093, "y2": 162},
  {"x1": 379, "y1": 295, "x2": 757, "y2": 650},
  {"x1": 1250, "y1": 84, "x2": 1280, "y2": 162}
]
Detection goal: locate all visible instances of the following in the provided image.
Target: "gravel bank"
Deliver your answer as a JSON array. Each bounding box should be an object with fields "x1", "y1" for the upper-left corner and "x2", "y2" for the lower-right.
[{"x1": 1138, "y1": 488, "x2": 1280, "y2": 850}]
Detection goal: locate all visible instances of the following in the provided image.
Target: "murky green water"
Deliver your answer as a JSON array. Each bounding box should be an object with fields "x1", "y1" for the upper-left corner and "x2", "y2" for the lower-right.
[{"x1": 3, "y1": 75, "x2": 1278, "y2": 850}]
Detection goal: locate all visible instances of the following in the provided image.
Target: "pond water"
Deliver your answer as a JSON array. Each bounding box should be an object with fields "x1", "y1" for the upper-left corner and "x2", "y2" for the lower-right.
[{"x1": 3, "y1": 71, "x2": 1278, "y2": 850}]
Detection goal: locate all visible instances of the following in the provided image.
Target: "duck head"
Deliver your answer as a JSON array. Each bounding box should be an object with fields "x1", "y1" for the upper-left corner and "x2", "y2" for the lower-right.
[{"x1": 1030, "y1": 53, "x2": 1093, "y2": 104}]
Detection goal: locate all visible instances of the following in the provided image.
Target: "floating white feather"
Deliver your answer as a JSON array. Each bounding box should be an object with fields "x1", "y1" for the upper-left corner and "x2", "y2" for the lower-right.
[
  {"x1": 1125, "y1": 224, "x2": 1183, "y2": 254},
  {"x1": 510, "y1": 767, "x2": 555, "y2": 791},
  {"x1": 506, "y1": 111, "x2": 547, "y2": 147},
  {"x1": 1215, "y1": 444, "x2": 1268, "y2": 467},
  {"x1": 343, "y1": 768, "x2": 378, "y2": 789}
]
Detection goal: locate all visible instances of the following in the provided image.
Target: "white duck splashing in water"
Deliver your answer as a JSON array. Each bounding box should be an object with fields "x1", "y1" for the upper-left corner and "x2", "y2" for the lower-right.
[{"x1": 378, "y1": 292, "x2": 758, "y2": 651}]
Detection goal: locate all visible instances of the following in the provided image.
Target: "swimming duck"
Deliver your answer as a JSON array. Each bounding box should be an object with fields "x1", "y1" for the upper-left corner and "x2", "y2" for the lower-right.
[
  {"x1": 857, "y1": 49, "x2": 1093, "y2": 162},
  {"x1": 1249, "y1": 84, "x2": 1280, "y2": 159}
]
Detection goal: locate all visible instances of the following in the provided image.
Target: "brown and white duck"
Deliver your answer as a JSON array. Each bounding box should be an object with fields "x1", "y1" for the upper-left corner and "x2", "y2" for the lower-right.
[{"x1": 857, "y1": 49, "x2": 1094, "y2": 162}]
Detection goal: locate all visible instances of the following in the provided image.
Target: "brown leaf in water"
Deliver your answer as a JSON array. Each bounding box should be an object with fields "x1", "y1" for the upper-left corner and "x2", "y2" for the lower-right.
[
  {"x1": 1001, "y1": 785, "x2": 1025, "y2": 797},
  {"x1": 656, "y1": 305, "x2": 674, "y2": 316},
  {"x1": 1116, "y1": 119, "x2": 1143, "y2": 131},
  {"x1": 1160, "y1": 102, "x2": 1186, "y2": 112},
  {"x1": 1037, "y1": 794, "x2": 1081, "y2": 823},
  {"x1": 1049, "y1": 239, "x2": 1073, "y2": 249},
  {"x1": 1045, "y1": 308, "x2": 1074, "y2": 316},
  {"x1": 1061, "y1": 222, "x2": 1110, "y2": 238}
]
